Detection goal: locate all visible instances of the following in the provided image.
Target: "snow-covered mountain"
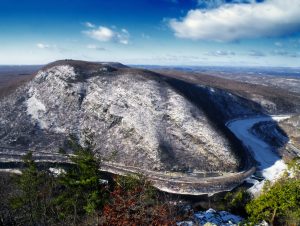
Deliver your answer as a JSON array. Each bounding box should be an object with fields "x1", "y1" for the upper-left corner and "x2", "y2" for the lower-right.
[
  {"x1": 0, "y1": 60, "x2": 260, "y2": 175},
  {"x1": 4, "y1": 60, "x2": 300, "y2": 196},
  {"x1": 0, "y1": 61, "x2": 248, "y2": 171}
]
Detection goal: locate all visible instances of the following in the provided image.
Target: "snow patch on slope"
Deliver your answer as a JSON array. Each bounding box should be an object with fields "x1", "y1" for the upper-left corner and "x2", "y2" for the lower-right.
[
  {"x1": 35, "y1": 65, "x2": 76, "y2": 81},
  {"x1": 79, "y1": 73, "x2": 239, "y2": 171},
  {"x1": 26, "y1": 88, "x2": 48, "y2": 129},
  {"x1": 25, "y1": 65, "x2": 79, "y2": 131}
]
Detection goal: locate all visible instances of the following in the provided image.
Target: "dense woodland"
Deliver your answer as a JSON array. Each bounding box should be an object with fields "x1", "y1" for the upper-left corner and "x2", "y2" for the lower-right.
[
  {"x1": 0, "y1": 136, "x2": 299, "y2": 225},
  {"x1": 0, "y1": 136, "x2": 178, "y2": 226}
]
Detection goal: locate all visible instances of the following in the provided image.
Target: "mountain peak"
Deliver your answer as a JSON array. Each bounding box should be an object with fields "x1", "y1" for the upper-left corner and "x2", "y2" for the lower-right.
[
  {"x1": 37, "y1": 60, "x2": 129, "y2": 83},
  {"x1": 43, "y1": 59, "x2": 128, "y2": 71}
]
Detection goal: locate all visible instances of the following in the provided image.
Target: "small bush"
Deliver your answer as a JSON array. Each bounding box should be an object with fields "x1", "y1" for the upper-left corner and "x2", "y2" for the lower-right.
[{"x1": 100, "y1": 174, "x2": 176, "y2": 225}]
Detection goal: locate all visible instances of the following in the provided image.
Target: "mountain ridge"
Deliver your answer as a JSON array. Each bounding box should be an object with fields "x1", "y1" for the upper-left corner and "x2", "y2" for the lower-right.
[{"x1": 0, "y1": 60, "x2": 249, "y2": 174}]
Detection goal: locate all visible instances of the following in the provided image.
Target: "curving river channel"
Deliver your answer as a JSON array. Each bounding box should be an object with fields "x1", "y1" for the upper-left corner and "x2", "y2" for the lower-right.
[
  {"x1": 226, "y1": 115, "x2": 290, "y2": 195},
  {"x1": 0, "y1": 115, "x2": 291, "y2": 196}
]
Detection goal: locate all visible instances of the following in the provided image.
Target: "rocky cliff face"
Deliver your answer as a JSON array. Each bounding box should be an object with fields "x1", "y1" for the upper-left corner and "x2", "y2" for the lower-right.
[
  {"x1": 279, "y1": 116, "x2": 300, "y2": 157},
  {"x1": 0, "y1": 60, "x2": 248, "y2": 173}
]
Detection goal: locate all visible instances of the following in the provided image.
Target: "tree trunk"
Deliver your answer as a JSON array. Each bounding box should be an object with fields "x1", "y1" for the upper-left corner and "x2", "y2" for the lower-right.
[{"x1": 270, "y1": 208, "x2": 277, "y2": 226}]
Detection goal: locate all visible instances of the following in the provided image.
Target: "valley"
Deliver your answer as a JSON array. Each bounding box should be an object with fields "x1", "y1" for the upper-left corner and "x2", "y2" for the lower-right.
[
  {"x1": 0, "y1": 61, "x2": 299, "y2": 197},
  {"x1": 2, "y1": 0, "x2": 300, "y2": 224}
]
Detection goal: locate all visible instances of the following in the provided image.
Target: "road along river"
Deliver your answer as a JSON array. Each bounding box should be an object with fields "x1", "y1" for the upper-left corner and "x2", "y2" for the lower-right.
[
  {"x1": 226, "y1": 115, "x2": 290, "y2": 195},
  {"x1": 0, "y1": 115, "x2": 289, "y2": 196}
]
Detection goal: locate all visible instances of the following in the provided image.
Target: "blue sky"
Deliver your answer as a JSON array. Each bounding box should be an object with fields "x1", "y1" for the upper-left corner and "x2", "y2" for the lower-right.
[{"x1": 0, "y1": 0, "x2": 300, "y2": 66}]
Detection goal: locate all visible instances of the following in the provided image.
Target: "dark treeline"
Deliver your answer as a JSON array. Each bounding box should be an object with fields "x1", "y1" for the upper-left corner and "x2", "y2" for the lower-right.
[
  {"x1": 0, "y1": 136, "x2": 177, "y2": 226},
  {"x1": 1, "y1": 135, "x2": 300, "y2": 225}
]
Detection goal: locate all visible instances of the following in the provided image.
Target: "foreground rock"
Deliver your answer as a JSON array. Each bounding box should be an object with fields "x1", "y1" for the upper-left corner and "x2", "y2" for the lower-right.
[{"x1": 177, "y1": 208, "x2": 243, "y2": 226}]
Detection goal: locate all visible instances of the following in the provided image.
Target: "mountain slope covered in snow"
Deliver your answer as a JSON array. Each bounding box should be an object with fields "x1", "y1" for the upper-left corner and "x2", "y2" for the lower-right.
[{"x1": 0, "y1": 60, "x2": 253, "y2": 174}]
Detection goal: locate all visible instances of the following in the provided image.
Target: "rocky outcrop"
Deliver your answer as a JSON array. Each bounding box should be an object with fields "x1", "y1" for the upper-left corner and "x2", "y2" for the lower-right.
[
  {"x1": 177, "y1": 208, "x2": 244, "y2": 226},
  {"x1": 278, "y1": 115, "x2": 300, "y2": 158}
]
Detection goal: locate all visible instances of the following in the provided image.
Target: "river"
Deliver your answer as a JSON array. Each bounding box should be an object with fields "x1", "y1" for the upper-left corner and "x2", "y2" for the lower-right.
[{"x1": 226, "y1": 115, "x2": 290, "y2": 195}]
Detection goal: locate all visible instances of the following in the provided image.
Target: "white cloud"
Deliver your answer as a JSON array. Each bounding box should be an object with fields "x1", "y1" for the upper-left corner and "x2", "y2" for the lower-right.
[
  {"x1": 248, "y1": 50, "x2": 266, "y2": 57},
  {"x1": 141, "y1": 33, "x2": 151, "y2": 39},
  {"x1": 197, "y1": 0, "x2": 256, "y2": 8},
  {"x1": 271, "y1": 49, "x2": 299, "y2": 57},
  {"x1": 86, "y1": 44, "x2": 106, "y2": 51},
  {"x1": 36, "y1": 43, "x2": 68, "y2": 53},
  {"x1": 197, "y1": 0, "x2": 225, "y2": 8},
  {"x1": 37, "y1": 43, "x2": 51, "y2": 49},
  {"x1": 118, "y1": 39, "x2": 129, "y2": 45},
  {"x1": 121, "y1": 28, "x2": 128, "y2": 34},
  {"x1": 84, "y1": 22, "x2": 95, "y2": 28},
  {"x1": 170, "y1": 0, "x2": 300, "y2": 41},
  {"x1": 207, "y1": 50, "x2": 236, "y2": 56},
  {"x1": 274, "y1": 41, "x2": 283, "y2": 47},
  {"x1": 83, "y1": 26, "x2": 130, "y2": 44},
  {"x1": 117, "y1": 28, "x2": 130, "y2": 45},
  {"x1": 83, "y1": 26, "x2": 114, "y2": 42}
]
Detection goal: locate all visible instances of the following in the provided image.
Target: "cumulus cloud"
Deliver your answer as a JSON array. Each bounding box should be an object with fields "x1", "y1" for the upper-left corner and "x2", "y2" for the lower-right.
[
  {"x1": 36, "y1": 43, "x2": 52, "y2": 49},
  {"x1": 36, "y1": 43, "x2": 68, "y2": 53},
  {"x1": 207, "y1": 50, "x2": 236, "y2": 56},
  {"x1": 84, "y1": 22, "x2": 95, "y2": 28},
  {"x1": 83, "y1": 26, "x2": 130, "y2": 44},
  {"x1": 248, "y1": 50, "x2": 266, "y2": 57},
  {"x1": 36, "y1": 43, "x2": 62, "y2": 51},
  {"x1": 170, "y1": 0, "x2": 300, "y2": 41},
  {"x1": 197, "y1": 0, "x2": 225, "y2": 8},
  {"x1": 118, "y1": 29, "x2": 130, "y2": 44},
  {"x1": 197, "y1": 0, "x2": 258, "y2": 8},
  {"x1": 141, "y1": 33, "x2": 151, "y2": 39},
  {"x1": 83, "y1": 26, "x2": 114, "y2": 42},
  {"x1": 271, "y1": 49, "x2": 299, "y2": 57}
]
